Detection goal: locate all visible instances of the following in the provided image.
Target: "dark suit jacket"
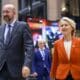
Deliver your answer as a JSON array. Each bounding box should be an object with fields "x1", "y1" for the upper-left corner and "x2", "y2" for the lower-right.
[
  {"x1": 50, "y1": 37, "x2": 80, "y2": 79},
  {"x1": 32, "y1": 48, "x2": 51, "y2": 76},
  {"x1": 0, "y1": 21, "x2": 33, "y2": 77}
]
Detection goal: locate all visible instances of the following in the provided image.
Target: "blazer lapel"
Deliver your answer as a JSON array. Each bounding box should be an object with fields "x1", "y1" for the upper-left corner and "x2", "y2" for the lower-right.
[
  {"x1": 2, "y1": 25, "x2": 5, "y2": 43},
  {"x1": 59, "y1": 37, "x2": 76, "y2": 62},
  {"x1": 11, "y1": 21, "x2": 19, "y2": 38},
  {"x1": 8, "y1": 21, "x2": 19, "y2": 46},
  {"x1": 1, "y1": 25, "x2": 6, "y2": 45},
  {"x1": 70, "y1": 37, "x2": 76, "y2": 60},
  {"x1": 39, "y1": 50, "x2": 44, "y2": 60},
  {"x1": 59, "y1": 39, "x2": 69, "y2": 62}
]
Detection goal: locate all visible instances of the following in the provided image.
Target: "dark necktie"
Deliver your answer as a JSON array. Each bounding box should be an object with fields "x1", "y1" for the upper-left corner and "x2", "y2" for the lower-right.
[
  {"x1": 41, "y1": 49, "x2": 45, "y2": 60},
  {"x1": 5, "y1": 24, "x2": 11, "y2": 45}
]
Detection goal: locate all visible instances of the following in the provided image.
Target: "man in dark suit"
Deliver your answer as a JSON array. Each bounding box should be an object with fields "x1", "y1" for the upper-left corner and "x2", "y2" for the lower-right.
[
  {"x1": 0, "y1": 4, "x2": 33, "y2": 80},
  {"x1": 31, "y1": 39, "x2": 51, "y2": 80}
]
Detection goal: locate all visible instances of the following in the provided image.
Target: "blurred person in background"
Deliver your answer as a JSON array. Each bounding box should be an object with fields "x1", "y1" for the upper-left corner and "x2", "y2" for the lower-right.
[
  {"x1": 0, "y1": 4, "x2": 33, "y2": 80},
  {"x1": 50, "y1": 17, "x2": 80, "y2": 80},
  {"x1": 31, "y1": 39, "x2": 51, "y2": 80}
]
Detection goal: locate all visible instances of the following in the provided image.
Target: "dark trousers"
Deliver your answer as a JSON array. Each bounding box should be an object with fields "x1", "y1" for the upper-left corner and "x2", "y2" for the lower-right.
[
  {"x1": 66, "y1": 73, "x2": 73, "y2": 80},
  {"x1": 0, "y1": 62, "x2": 24, "y2": 80},
  {"x1": 37, "y1": 68, "x2": 50, "y2": 80},
  {"x1": 56, "y1": 73, "x2": 73, "y2": 80}
]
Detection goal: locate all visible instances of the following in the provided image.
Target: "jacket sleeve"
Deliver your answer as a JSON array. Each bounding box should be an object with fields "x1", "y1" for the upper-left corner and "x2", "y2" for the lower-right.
[
  {"x1": 31, "y1": 51, "x2": 37, "y2": 73},
  {"x1": 50, "y1": 42, "x2": 59, "y2": 79},
  {"x1": 22, "y1": 22, "x2": 34, "y2": 69}
]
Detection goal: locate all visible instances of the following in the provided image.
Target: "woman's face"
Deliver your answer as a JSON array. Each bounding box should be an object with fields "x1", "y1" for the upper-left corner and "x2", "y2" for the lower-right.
[{"x1": 59, "y1": 20, "x2": 73, "y2": 36}]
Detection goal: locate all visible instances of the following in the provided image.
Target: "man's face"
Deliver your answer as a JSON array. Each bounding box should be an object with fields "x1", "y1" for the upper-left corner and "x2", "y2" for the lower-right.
[
  {"x1": 38, "y1": 41, "x2": 45, "y2": 49},
  {"x1": 2, "y1": 6, "x2": 15, "y2": 23}
]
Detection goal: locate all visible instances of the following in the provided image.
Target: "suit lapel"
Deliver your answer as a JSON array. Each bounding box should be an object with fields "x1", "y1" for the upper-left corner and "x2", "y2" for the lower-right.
[
  {"x1": 2, "y1": 25, "x2": 5, "y2": 43},
  {"x1": 11, "y1": 21, "x2": 19, "y2": 38},
  {"x1": 1, "y1": 24, "x2": 6, "y2": 44},
  {"x1": 39, "y1": 50, "x2": 44, "y2": 60},
  {"x1": 8, "y1": 21, "x2": 19, "y2": 46}
]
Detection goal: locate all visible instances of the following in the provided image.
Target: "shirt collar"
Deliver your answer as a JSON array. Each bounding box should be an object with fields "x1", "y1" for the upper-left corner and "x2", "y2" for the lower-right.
[
  {"x1": 10, "y1": 19, "x2": 16, "y2": 27},
  {"x1": 6, "y1": 19, "x2": 16, "y2": 27},
  {"x1": 39, "y1": 47, "x2": 45, "y2": 51}
]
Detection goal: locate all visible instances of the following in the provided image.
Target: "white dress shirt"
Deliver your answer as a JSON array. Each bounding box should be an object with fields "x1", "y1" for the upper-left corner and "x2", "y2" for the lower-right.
[
  {"x1": 39, "y1": 48, "x2": 45, "y2": 60},
  {"x1": 4, "y1": 19, "x2": 16, "y2": 42}
]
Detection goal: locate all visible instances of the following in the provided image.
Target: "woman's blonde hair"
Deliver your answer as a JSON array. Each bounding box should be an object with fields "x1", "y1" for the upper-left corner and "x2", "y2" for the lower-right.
[{"x1": 59, "y1": 17, "x2": 76, "y2": 36}]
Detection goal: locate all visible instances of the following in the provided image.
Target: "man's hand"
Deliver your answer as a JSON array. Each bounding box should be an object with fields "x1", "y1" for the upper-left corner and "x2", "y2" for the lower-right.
[
  {"x1": 31, "y1": 72, "x2": 38, "y2": 77},
  {"x1": 22, "y1": 66, "x2": 30, "y2": 78}
]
